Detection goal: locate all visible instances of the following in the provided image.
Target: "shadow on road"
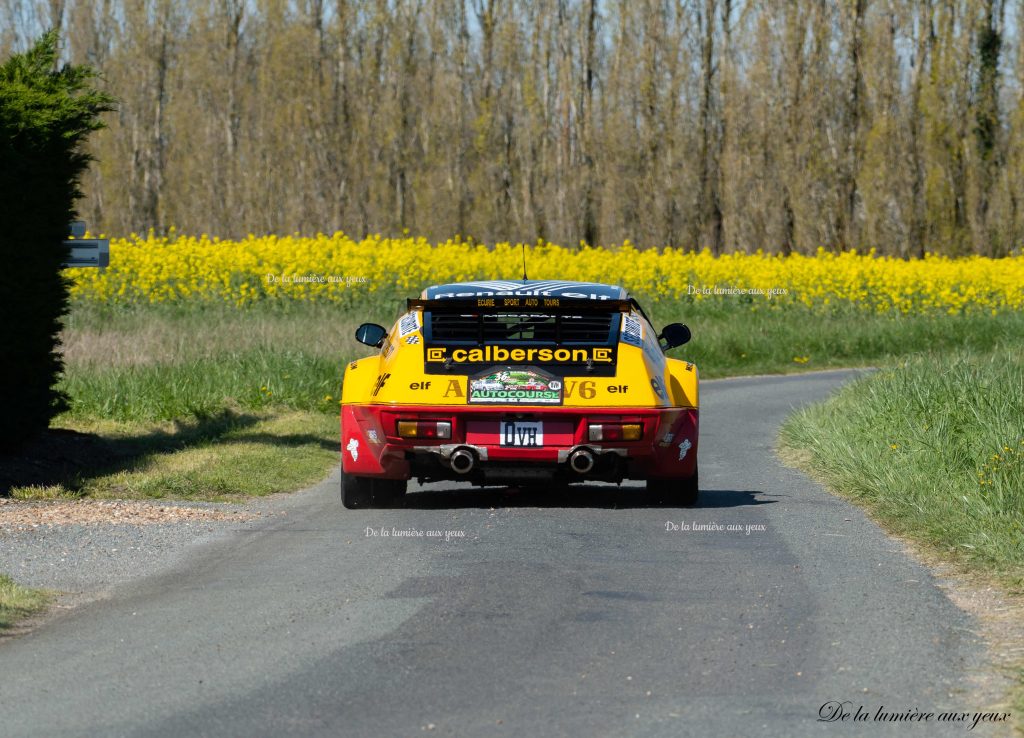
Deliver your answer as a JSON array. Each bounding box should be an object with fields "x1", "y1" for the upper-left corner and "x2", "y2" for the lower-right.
[{"x1": 395, "y1": 485, "x2": 773, "y2": 510}]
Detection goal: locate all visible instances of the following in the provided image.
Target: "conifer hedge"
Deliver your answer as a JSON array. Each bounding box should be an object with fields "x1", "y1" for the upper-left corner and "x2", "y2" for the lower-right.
[{"x1": 0, "y1": 31, "x2": 113, "y2": 447}]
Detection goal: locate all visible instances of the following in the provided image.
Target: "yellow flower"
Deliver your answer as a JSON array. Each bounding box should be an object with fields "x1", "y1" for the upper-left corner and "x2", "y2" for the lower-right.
[{"x1": 63, "y1": 231, "x2": 1024, "y2": 314}]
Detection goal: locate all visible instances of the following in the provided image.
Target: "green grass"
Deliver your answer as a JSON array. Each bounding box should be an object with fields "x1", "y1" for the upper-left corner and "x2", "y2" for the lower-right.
[
  {"x1": 62, "y1": 354, "x2": 345, "y2": 421},
  {"x1": 3, "y1": 410, "x2": 340, "y2": 501},
  {"x1": 61, "y1": 302, "x2": 365, "y2": 422},
  {"x1": 73, "y1": 411, "x2": 340, "y2": 500},
  {"x1": 780, "y1": 345, "x2": 1024, "y2": 731},
  {"x1": 671, "y1": 303, "x2": 1024, "y2": 378},
  {"x1": 0, "y1": 575, "x2": 51, "y2": 630},
  {"x1": 780, "y1": 345, "x2": 1024, "y2": 584}
]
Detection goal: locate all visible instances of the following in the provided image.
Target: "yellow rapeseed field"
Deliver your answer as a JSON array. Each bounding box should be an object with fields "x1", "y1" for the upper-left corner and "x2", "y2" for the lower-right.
[{"x1": 67, "y1": 232, "x2": 1024, "y2": 314}]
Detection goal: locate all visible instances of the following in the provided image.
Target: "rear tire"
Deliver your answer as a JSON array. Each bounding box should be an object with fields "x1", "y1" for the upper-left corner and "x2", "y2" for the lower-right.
[
  {"x1": 341, "y1": 474, "x2": 408, "y2": 509},
  {"x1": 371, "y1": 478, "x2": 408, "y2": 508},
  {"x1": 647, "y1": 465, "x2": 699, "y2": 507},
  {"x1": 341, "y1": 473, "x2": 372, "y2": 509}
]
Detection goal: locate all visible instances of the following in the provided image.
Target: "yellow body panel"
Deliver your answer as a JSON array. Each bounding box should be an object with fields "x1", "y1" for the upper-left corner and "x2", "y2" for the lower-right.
[
  {"x1": 340, "y1": 356, "x2": 381, "y2": 404},
  {"x1": 665, "y1": 357, "x2": 699, "y2": 408},
  {"x1": 342, "y1": 308, "x2": 698, "y2": 409}
]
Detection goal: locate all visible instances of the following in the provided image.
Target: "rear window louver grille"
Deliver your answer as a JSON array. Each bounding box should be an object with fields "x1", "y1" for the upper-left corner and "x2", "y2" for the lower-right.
[{"x1": 429, "y1": 313, "x2": 615, "y2": 344}]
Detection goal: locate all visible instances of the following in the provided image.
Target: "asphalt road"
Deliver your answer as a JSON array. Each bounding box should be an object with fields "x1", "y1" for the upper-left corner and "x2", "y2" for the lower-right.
[{"x1": 0, "y1": 369, "x2": 1001, "y2": 737}]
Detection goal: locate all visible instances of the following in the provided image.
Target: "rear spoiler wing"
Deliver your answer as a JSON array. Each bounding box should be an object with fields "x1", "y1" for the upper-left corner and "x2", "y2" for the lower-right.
[{"x1": 407, "y1": 297, "x2": 632, "y2": 313}]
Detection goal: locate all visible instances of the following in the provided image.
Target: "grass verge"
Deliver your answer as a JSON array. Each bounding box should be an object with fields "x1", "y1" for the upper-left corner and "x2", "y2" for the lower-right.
[
  {"x1": 2, "y1": 410, "x2": 339, "y2": 501},
  {"x1": 0, "y1": 575, "x2": 51, "y2": 630},
  {"x1": 780, "y1": 345, "x2": 1024, "y2": 726},
  {"x1": 780, "y1": 346, "x2": 1024, "y2": 580}
]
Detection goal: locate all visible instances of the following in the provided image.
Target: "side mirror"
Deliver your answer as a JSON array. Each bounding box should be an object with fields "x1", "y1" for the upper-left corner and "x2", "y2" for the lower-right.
[
  {"x1": 659, "y1": 323, "x2": 691, "y2": 350},
  {"x1": 355, "y1": 323, "x2": 388, "y2": 348}
]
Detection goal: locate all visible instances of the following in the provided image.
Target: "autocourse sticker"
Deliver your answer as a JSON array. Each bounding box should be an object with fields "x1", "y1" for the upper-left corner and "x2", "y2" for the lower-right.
[{"x1": 467, "y1": 367, "x2": 563, "y2": 405}]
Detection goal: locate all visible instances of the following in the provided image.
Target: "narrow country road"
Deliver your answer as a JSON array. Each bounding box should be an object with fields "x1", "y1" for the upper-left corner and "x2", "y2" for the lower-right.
[{"x1": 0, "y1": 369, "x2": 998, "y2": 737}]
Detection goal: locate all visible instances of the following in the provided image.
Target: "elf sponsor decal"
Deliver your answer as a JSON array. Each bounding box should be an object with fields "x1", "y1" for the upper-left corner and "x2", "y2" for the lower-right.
[
  {"x1": 372, "y1": 373, "x2": 391, "y2": 397},
  {"x1": 425, "y1": 345, "x2": 614, "y2": 367},
  {"x1": 468, "y1": 367, "x2": 563, "y2": 405}
]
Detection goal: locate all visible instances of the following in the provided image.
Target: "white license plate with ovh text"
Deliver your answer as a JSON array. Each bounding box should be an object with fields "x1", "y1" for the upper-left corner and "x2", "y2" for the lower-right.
[{"x1": 500, "y1": 421, "x2": 543, "y2": 447}]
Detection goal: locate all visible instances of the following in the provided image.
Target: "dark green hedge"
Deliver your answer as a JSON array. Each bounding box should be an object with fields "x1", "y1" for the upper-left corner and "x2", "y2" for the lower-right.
[{"x1": 0, "y1": 31, "x2": 113, "y2": 447}]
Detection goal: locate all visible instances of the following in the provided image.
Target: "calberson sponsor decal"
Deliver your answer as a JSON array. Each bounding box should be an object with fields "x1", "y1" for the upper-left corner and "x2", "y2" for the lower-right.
[
  {"x1": 425, "y1": 345, "x2": 614, "y2": 366},
  {"x1": 468, "y1": 367, "x2": 563, "y2": 405}
]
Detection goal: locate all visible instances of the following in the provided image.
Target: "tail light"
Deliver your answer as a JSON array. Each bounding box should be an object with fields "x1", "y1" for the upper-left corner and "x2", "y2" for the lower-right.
[
  {"x1": 588, "y1": 423, "x2": 642, "y2": 442},
  {"x1": 397, "y1": 420, "x2": 452, "y2": 439}
]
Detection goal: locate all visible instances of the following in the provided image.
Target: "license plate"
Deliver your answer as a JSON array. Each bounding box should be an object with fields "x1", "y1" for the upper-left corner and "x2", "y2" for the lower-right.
[{"x1": 500, "y1": 421, "x2": 544, "y2": 447}]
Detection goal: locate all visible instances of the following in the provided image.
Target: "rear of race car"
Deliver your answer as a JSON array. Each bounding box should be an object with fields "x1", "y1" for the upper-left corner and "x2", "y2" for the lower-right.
[{"x1": 340, "y1": 281, "x2": 698, "y2": 507}]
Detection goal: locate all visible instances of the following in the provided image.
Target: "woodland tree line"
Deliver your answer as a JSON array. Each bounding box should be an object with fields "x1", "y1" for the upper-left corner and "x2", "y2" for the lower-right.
[{"x1": 2, "y1": 0, "x2": 1022, "y2": 255}]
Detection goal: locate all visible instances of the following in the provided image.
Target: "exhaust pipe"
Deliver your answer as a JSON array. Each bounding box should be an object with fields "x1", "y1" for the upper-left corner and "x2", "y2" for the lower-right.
[
  {"x1": 568, "y1": 448, "x2": 596, "y2": 475},
  {"x1": 450, "y1": 447, "x2": 476, "y2": 474}
]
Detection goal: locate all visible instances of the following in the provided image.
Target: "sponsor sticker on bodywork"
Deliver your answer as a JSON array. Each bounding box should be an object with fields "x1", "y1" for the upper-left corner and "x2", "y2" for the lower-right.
[
  {"x1": 621, "y1": 313, "x2": 644, "y2": 347},
  {"x1": 425, "y1": 344, "x2": 614, "y2": 367},
  {"x1": 398, "y1": 311, "x2": 420, "y2": 337},
  {"x1": 467, "y1": 367, "x2": 563, "y2": 405}
]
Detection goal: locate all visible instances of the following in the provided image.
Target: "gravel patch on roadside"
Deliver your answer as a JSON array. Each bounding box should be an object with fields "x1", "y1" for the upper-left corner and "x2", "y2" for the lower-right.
[
  {"x1": 0, "y1": 498, "x2": 255, "y2": 528},
  {"x1": 0, "y1": 498, "x2": 274, "y2": 595},
  {"x1": 0, "y1": 473, "x2": 334, "y2": 627}
]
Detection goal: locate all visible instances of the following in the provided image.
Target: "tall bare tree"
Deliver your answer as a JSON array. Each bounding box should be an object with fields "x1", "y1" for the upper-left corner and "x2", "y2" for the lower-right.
[{"x1": 1, "y1": 0, "x2": 1017, "y2": 255}]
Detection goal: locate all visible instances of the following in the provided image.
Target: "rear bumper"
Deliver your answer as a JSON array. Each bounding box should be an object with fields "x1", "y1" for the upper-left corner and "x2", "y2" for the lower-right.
[{"x1": 341, "y1": 404, "x2": 698, "y2": 484}]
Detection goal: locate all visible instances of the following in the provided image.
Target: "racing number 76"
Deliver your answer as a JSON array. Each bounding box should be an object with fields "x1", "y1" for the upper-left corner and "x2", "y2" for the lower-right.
[{"x1": 565, "y1": 380, "x2": 596, "y2": 399}]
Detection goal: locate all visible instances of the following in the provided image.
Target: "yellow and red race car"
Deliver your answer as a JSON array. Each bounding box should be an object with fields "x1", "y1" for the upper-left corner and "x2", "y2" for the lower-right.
[{"x1": 340, "y1": 280, "x2": 698, "y2": 508}]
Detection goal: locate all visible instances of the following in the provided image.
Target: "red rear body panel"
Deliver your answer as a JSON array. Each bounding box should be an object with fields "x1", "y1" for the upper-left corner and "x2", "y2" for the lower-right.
[{"x1": 341, "y1": 404, "x2": 698, "y2": 483}]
